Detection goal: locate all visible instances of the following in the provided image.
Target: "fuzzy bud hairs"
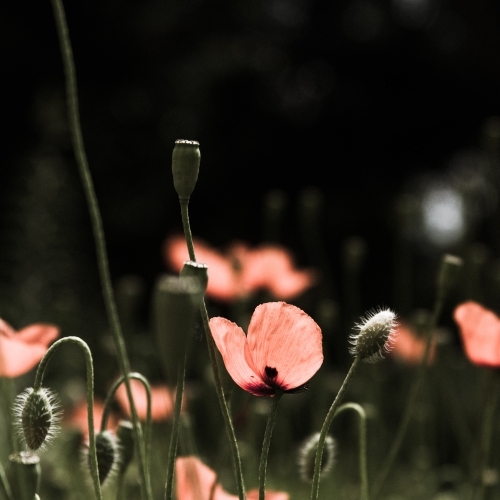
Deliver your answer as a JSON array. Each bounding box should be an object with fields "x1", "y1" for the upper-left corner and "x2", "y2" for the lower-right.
[
  {"x1": 298, "y1": 433, "x2": 336, "y2": 483},
  {"x1": 13, "y1": 387, "x2": 61, "y2": 453},
  {"x1": 350, "y1": 308, "x2": 397, "y2": 363}
]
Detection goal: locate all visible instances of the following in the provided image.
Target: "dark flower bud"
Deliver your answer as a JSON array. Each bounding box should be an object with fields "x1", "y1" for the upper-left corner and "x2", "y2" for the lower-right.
[{"x1": 172, "y1": 140, "x2": 200, "y2": 200}]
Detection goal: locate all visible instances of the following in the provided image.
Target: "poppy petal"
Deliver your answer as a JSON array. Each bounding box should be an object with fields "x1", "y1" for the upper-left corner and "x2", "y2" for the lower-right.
[
  {"x1": 247, "y1": 490, "x2": 290, "y2": 500},
  {"x1": 0, "y1": 336, "x2": 49, "y2": 377},
  {"x1": 454, "y1": 301, "x2": 500, "y2": 367},
  {"x1": 16, "y1": 324, "x2": 59, "y2": 345},
  {"x1": 209, "y1": 317, "x2": 272, "y2": 396},
  {"x1": 246, "y1": 302, "x2": 323, "y2": 391}
]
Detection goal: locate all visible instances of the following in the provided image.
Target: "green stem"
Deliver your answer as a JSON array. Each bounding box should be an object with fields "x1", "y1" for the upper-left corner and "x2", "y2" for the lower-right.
[
  {"x1": 101, "y1": 373, "x2": 152, "y2": 475},
  {"x1": 0, "y1": 462, "x2": 12, "y2": 500},
  {"x1": 259, "y1": 392, "x2": 283, "y2": 500},
  {"x1": 311, "y1": 356, "x2": 361, "y2": 500},
  {"x1": 48, "y1": 1, "x2": 151, "y2": 498},
  {"x1": 472, "y1": 370, "x2": 500, "y2": 500},
  {"x1": 179, "y1": 198, "x2": 246, "y2": 500},
  {"x1": 334, "y1": 403, "x2": 368, "y2": 500},
  {"x1": 164, "y1": 356, "x2": 187, "y2": 500},
  {"x1": 34, "y1": 337, "x2": 102, "y2": 500},
  {"x1": 372, "y1": 294, "x2": 445, "y2": 499}
]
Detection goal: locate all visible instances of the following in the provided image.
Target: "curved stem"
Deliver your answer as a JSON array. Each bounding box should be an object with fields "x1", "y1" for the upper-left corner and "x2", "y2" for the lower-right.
[
  {"x1": 101, "y1": 372, "x2": 152, "y2": 473},
  {"x1": 179, "y1": 198, "x2": 246, "y2": 500},
  {"x1": 334, "y1": 403, "x2": 368, "y2": 500},
  {"x1": 48, "y1": 1, "x2": 151, "y2": 498},
  {"x1": 372, "y1": 294, "x2": 444, "y2": 499},
  {"x1": 164, "y1": 355, "x2": 187, "y2": 500},
  {"x1": 34, "y1": 337, "x2": 102, "y2": 500},
  {"x1": 259, "y1": 392, "x2": 283, "y2": 500},
  {"x1": 311, "y1": 356, "x2": 361, "y2": 500}
]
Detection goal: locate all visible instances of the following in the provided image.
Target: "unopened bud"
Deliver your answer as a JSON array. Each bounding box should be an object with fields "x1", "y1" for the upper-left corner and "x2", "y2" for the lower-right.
[
  {"x1": 13, "y1": 388, "x2": 61, "y2": 453},
  {"x1": 298, "y1": 433, "x2": 336, "y2": 483},
  {"x1": 116, "y1": 420, "x2": 134, "y2": 474},
  {"x1": 437, "y1": 254, "x2": 463, "y2": 299},
  {"x1": 180, "y1": 261, "x2": 209, "y2": 293},
  {"x1": 350, "y1": 308, "x2": 397, "y2": 363},
  {"x1": 172, "y1": 139, "x2": 200, "y2": 200},
  {"x1": 91, "y1": 431, "x2": 119, "y2": 485},
  {"x1": 8, "y1": 452, "x2": 40, "y2": 500}
]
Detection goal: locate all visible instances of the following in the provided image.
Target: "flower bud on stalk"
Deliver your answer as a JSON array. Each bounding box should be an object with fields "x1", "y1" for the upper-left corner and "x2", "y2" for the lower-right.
[
  {"x1": 116, "y1": 420, "x2": 134, "y2": 475},
  {"x1": 154, "y1": 275, "x2": 203, "y2": 382},
  {"x1": 350, "y1": 308, "x2": 397, "y2": 363},
  {"x1": 172, "y1": 140, "x2": 200, "y2": 201},
  {"x1": 7, "y1": 452, "x2": 40, "y2": 500},
  {"x1": 13, "y1": 388, "x2": 61, "y2": 453},
  {"x1": 298, "y1": 433, "x2": 336, "y2": 483},
  {"x1": 90, "y1": 431, "x2": 120, "y2": 485}
]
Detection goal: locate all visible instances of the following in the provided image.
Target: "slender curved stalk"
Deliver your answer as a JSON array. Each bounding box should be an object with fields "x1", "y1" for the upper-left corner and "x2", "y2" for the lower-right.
[
  {"x1": 34, "y1": 337, "x2": 102, "y2": 500},
  {"x1": 48, "y1": 1, "x2": 151, "y2": 498},
  {"x1": 259, "y1": 392, "x2": 283, "y2": 500},
  {"x1": 311, "y1": 356, "x2": 361, "y2": 500},
  {"x1": 179, "y1": 198, "x2": 246, "y2": 500},
  {"x1": 101, "y1": 372, "x2": 152, "y2": 472},
  {"x1": 371, "y1": 295, "x2": 444, "y2": 499},
  {"x1": 334, "y1": 403, "x2": 368, "y2": 500},
  {"x1": 164, "y1": 355, "x2": 187, "y2": 500}
]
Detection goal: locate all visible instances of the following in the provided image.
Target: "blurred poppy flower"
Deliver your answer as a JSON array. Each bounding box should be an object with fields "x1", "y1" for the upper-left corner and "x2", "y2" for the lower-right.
[
  {"x1": 164, "y1": 235, "x2": 315, "y2": 302},
  {"x1": 115, "y1": 379, "x2": 179, "y2": 421},
  {"x1": 176, "y1": 456, "x2": 289, "y2": 500},
  {"x1": 0, "y1": 319, "x2": 59, "y2": 378},
  {"x1": 453, "y1": 301, "x2": 500, "y2": 367},
  {"x1": 209, "y1": 302, "x2": 323, "y2": 396},
  {"x1": 64, "y1": 398, "x2": 120, "y2": 442},
  {"x1": 390, "y1": 322, "x2": 436, "y2": 365}
]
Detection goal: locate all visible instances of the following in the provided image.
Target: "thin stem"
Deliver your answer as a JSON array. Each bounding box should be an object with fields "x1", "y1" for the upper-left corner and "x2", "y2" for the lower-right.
[
  {"x1": 372, "y1": 294, "x2": 445, "y2": 499},
  {"x1": 179, "y1": 199, "x2": 246, "y2": 500},
  {"x1": 164, "y1": 355, "x2": 187, "y2": 500},
  {"x1": 258, "y1": 392, "x2": 283, "y2": 500},
  {"x1": 311, "y1": 356, "x2": 361, "y2": 500},
  {"x1": 0, "y1": 462, "x2": 12, "y2": 500},
  {"x1": 472, "y1": 369, "x2": 500, "y2": 500},
  {"x1": 34, "y1": 337, "x2": 102, "y2": 500},
  {"x1": 48, "y1": 1, "x2": 151, "y2": 498},
  {"x1": 101, "y1": 373, "x2": 152, "y2": 473},
  {"x1": 334, "y1": 403, "x2": 368, "y2": 500}
]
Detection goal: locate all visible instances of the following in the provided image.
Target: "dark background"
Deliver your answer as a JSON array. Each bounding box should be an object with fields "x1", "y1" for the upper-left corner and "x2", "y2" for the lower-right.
[{"x1": 1, "y1": 0, "x2": 500, "y2": 333}]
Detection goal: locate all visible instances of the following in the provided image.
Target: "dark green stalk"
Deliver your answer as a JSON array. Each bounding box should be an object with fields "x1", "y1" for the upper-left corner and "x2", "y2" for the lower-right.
[
  {"x1": 164, "y1": 356, "x2": 186, "y2": 500},
  {"x1": 372, "y1": 295, "x2": 444, "y2": 499},
  {"x1": 179, "y1": 199, "x2": 246, "y2": 500},
  {"x1": 0, "y1": 462, "x2": 12, "y2": 500},
  {"x1": 48, "y1": 1, "x2": 151, "y2": 498},
  {"x1": 311, "y1": 356, "x2": 361, "y2": 500},
  {"x1": 335, "y1": 403, "x2": 368, "y2": 500},
  {"x1": 472, "y1": 370, "x2": 500, "y2": 500},
  {"x1": 259, "y1": 392, "x2": 283, "y2": 500},
  {"x1": 34, "y1": 337, "x2": 102, "y2": 500}
]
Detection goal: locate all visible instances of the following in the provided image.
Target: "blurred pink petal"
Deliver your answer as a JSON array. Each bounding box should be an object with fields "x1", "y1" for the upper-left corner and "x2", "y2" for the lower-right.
[
  {"x1": 0, "y1": 319, "x2": 59, "y2": 378},
  {"x1": 390, "y1": 323, "x2": 435, "y2": 365},
  {"x1": 454, "y1": 301, "x2": 500, "y2": 367},
  {"x1": 115, "y1": 378, "x2": 179, "y2": 421}
]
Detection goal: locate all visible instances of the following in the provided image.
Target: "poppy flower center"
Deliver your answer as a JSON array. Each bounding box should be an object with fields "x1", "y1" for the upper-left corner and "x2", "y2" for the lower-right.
[{"x1": 265, "y1": 366, "x2": 278, "y2": 378}]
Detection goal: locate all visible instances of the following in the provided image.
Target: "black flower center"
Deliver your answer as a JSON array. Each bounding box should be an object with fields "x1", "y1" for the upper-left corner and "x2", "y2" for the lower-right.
[{"x1": 265, "y1": 366, "x2": 278, "y2": 378}]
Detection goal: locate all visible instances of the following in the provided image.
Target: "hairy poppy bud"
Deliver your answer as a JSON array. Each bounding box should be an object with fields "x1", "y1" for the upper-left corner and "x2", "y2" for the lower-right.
[
  {"x1": 13, "y1": 388, "x2": 61, "y2": 452},
  {"x1": 172, "y1": 139, "x2": 200, "y2": 200},
  {"x1": 298, "y1": 433, "x2": 336, "y2": 483},
  {"x1": 91, "y1": 431, "x2": 119, "y2": 485},
  {"x1": 350, "y1": 308, "x2": 397, "y2": 363}
]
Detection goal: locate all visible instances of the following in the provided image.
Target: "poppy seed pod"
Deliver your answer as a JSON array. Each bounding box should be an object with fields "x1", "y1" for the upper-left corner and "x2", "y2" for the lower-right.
[
  {"x1": 7, "y1": 451, "x2": 40, "y2": 500},
  {"x1": 350, "y1": 308, "x2": 397, "y2": 363},
  {"x1": 13, "y1": 387, "x2": 61, "y2": 453},
  {"x1": 172, "y1": 139, "x2": 200, "y2": 200},
  {"x1": 180, "y1": 261, "x2": 209, "y2": 294},
  {"x1": 154, "y1": 275, "x2": 202, "y2": 381}
]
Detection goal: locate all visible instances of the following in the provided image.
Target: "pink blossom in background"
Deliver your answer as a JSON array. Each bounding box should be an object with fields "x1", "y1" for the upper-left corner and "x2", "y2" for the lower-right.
[
  {"x1": 390, "y1": 322, "x2": 435, "y2": 365},
  {"x1": 0, "y1": 319, "x2": 59, "y2": 377},
  {"x1": 164, "y1": 235, "x2": 315, "y2": 302}
]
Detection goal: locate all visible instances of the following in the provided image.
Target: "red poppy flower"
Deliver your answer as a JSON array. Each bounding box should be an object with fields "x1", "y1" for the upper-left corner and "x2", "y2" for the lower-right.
[
  {"x1": 453, "y1": 301, "x2": 500, "y2": 367},
  {"x1": 0, "y1": 319, "x2": 59, "y2": 378},
  {"x1": 390, "y1": 322, "x2": 436, "y2": 365},
  {"x1": 209, "y1": 302, "x2": 323, "y2": 396},
  {"x1": 115, "y1": 379, "x2": 180, "y2": 421},
  {"x1": 64, "y1": 398, "x2": 120, "y2": 442},
  {"x1": 176, "y1": 456, "x2": 289, "y2": 500},
  {"x1": 164, "y1": 235, "x2": 315, "y2": 302}
]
